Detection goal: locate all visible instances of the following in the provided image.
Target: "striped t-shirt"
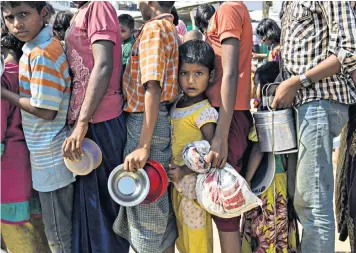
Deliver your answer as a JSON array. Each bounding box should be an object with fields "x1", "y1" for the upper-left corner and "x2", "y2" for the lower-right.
[{"x1": 19, "y1": 25, "x2": 75, "y2": 192}]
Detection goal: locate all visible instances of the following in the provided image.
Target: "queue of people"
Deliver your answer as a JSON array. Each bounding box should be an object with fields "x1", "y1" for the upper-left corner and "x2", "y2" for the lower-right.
[{"x1": 1, "y1": 1, "x2": 356, "y2": 253}]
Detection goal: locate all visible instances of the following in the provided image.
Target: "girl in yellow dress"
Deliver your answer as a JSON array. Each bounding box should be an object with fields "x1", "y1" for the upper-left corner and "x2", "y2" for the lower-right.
[
  {"x1": 241, "y1": 62, "x2": 300, "y2": 253},
  {"x1": 167, "y1": 40, "x2": 218, "y2": 253}
]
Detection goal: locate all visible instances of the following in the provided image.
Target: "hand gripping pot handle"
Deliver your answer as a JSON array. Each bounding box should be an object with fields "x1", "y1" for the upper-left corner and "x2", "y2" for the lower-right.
[{"x1": 262, "y1": 83, "x2": 300, "y2": 154}]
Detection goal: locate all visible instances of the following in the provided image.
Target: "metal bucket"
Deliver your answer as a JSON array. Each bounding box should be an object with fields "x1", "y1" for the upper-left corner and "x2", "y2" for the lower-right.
[{"x1": 253, "y1": 109, "x2": 297, "y2": 153}]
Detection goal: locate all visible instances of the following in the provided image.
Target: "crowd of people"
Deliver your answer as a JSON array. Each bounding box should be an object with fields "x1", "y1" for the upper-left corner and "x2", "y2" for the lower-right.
[{"x1": 1, "y1": 1, "x2": 356, "y2": 253}]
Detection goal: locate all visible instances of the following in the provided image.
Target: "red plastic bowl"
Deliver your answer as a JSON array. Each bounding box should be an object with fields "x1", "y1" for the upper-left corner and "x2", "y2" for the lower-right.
[{"x1": 141, "y1": 159, "x2": 168, "y2": 204}]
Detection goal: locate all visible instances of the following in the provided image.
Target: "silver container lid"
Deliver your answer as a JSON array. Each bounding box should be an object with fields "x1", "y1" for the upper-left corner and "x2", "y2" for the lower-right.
[
  {"x1": 108, "y1": 164, "x2": 150, "y2": 207},
  {"x1": 253, "y1": 108, "x2": 293, "y2": 118}
]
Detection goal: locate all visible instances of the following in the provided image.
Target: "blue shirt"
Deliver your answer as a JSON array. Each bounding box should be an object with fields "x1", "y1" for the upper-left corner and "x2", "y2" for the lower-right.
[{"x1": 19, "y1": 25, "x2": 75, "y2": 192}]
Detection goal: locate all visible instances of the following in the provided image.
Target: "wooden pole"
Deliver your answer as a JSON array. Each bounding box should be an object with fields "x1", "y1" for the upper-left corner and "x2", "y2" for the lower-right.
[{"x1": 190, "y1": 9, "x2": 196, "y2": 30}]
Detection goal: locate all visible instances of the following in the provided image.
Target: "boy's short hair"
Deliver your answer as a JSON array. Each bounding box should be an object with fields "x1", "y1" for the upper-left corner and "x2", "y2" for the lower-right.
[
  {"x1": 254, "y1": 61, "x2": 279, "y2": 96},
  {"x1": 1, "y1": 1, "x2": 47, "y2": 14},
  {"x1": 158, "y1": 1, "x2": 175, "y2": 10},
  {"x1": 118, "y1": 14, "x2": 135, "y2": 30},
  {"x1": 179, "y1": 40, "x2": 215, "y2": 72}
]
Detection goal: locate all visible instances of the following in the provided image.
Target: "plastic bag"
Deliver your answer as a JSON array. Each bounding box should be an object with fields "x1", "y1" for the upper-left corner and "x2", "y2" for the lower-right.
[
  {"x1": 183, "y1": 140, "x2": 211, "y2": 173},
  {"x1": 183, "y1": 140, "x2": 262, "y2": 218}
]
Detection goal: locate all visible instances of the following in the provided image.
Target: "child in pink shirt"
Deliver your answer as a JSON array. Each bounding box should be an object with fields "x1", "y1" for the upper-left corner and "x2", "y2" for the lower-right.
[{"x1": 1, "y1": 32, "x2": 49, "y2": 253}]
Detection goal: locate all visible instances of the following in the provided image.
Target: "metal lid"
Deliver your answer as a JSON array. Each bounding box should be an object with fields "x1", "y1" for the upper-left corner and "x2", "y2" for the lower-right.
[
  {"x1": 108, "y1": 164, "x2": 150, "y2": 207},
  {"x1": 253, "y1": 108, "x2": 293, "y2": 118}
]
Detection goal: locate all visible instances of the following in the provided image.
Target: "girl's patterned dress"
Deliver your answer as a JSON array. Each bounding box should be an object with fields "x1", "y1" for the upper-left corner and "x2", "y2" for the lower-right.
[{"x1": 241, "y1": 127, "x2": 300, "y2": 253}]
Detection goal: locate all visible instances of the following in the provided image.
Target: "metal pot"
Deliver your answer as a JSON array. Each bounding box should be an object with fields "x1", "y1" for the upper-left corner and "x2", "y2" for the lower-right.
[
  {"x1": 253, "y1": 83, "x2": 299, "y2": 154},
  {"x1": 253, "y1": 108, "x2": 297, "y2": 153}
]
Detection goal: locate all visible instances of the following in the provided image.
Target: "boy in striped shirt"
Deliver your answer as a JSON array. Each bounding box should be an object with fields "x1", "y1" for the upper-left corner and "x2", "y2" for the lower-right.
[{"x1": 1, "y1": 2, "x2": 75, "y2": 252}]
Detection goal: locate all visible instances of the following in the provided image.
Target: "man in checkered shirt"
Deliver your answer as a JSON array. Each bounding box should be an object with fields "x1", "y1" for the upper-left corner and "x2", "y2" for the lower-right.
[{"x1": 271, "y1": 2, "x2": 356, "y2": 253}]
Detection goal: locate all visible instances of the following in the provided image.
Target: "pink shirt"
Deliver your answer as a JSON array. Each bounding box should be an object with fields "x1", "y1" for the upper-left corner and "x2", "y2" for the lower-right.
[
  {"x1": 176, "y1": 20, "x2": 187, "y2": 44},
  {"x1": 66, "y1": 1, "x2": 123, "y2": 124},
  {"x1": 1, "y1": 63, "x2": 32, "y2": 203},
  {"x1": 176, "y1": 20, "x2": 187, "y2": 36}
]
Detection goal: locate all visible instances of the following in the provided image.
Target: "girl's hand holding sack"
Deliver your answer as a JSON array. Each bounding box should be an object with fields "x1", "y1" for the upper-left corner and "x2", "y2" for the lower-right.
[{"x1": 183, "y1": 140, "x2": 262, "y2": 218}]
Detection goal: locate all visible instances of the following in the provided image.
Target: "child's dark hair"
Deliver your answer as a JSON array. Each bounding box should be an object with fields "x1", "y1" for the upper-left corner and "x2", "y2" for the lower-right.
[
  {"x1": 158, "y1": 1, "x2": 175, "y2": 10},
  {"x1": 53, "y1": 11, "x2": 73, "y2": 36},
  {"x1": 171, "y1": 6, "x2": 179, "y2": 26},
  {"x1": 179, "y1": 40, "x2": 215, "y2": 72},
  {"x1": 195, "y1": 4, "x2": 215, "y2": 33},
  {"x1": 118, "y1": 14, "x2": 135, "y2": 30},
  {"x1": 1, "y1": 1, "x2": 47, "y2": 14},
  {"x1": 1, "y1": 32, "x2": 24, "y2": 60},
  {"x1": 254, "y1": 61, "x2": 279, "y2": 95},
  {"x1": 256, "y1": 18, "x2": 281, "y2": 44}
]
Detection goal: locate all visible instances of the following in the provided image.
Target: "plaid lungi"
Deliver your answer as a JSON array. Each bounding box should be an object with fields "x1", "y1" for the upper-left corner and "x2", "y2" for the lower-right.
[{"x1": 113, "y1": 105, "x2": 178, "y2": 253}]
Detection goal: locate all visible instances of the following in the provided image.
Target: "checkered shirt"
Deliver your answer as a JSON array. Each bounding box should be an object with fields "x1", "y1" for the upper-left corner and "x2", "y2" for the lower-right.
[
  {"x1": 280, "y1": 1, "x2": 356, "y2": 105},
  {"x1": 123, "y1": 14, "x2": 179, "y2": 112}
]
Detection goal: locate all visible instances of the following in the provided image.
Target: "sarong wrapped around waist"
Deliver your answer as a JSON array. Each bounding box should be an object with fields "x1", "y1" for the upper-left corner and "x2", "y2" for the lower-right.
[
  {"x1": 113, "y1": 103, "x2": 177, "y2": 253},
  {"x1": 124, "y1": 104, "x2": 171, "y2": 169}
]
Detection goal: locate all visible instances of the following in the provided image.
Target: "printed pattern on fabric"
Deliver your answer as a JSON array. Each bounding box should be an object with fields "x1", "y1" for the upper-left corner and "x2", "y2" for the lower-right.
[
  {"x1": 65, "y1": 1, "x2": 123, "y2": 124},
  {"x1": 123, "y1": 14, "x2": 179, "y2": 112},
  {"x1": 195, "y1": 107, "x2": 219, "y2": 128},
  {"x1": 174, "y1": 174, "x2": 197, "y2": 199},
  {"x1": 281, "y1": 1, "x2": 356, "y2": 105},
  {"x1": 170, "y1": 99, "x2": 216, "y2": 253},
  {"x1": 173, "y1": 175, "x2": 205, "y2": 230},
  {"x1": 19, "y1": 25, "x2": 74, "y2": 192},
  {"x1": 171, "y1": 99, "x2": 214, "y2": 120},
  {"x1": 172, "y1": 182, "x2": 213, "y2": 253},
  {"x1": 335, "y1": 125, "x2": 349, "y2": 243},
  {"x1": 66, "y1": 49, "x2": 90, "y2": 123},
  {"x1": 181, "y1": 199, "x2": 206, "y2": 229},
  {"x1": 335, "y1": 122, "x2": 356, "y2": 252},
  {"x1": 175, "y1": 175, "x2": 204, "y2": 230},
  {"x1": 241, "y1": 157, "x2": 299, "y2": 253}
]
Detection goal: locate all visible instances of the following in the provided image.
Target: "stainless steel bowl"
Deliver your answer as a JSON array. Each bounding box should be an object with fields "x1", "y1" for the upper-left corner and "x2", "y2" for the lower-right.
[{"x1": 108, "y1": 164, "x2": 150, "y2": 207}]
